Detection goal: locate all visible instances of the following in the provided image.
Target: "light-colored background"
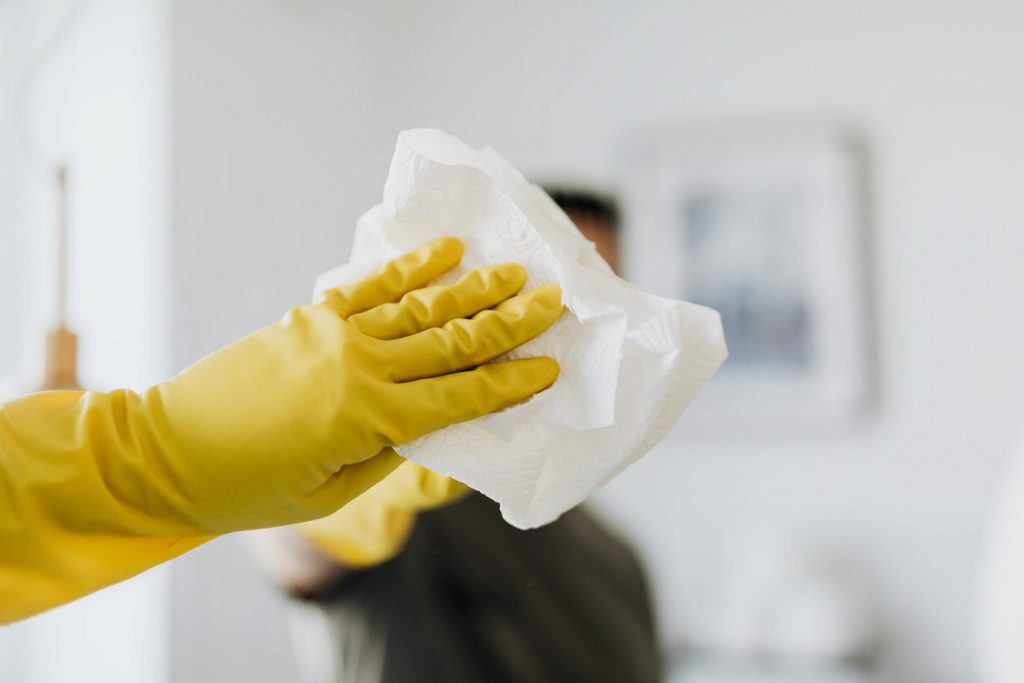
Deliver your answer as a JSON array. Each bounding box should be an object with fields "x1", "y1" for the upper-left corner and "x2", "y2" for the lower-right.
[{"x1": 3, "y1": 1, "x2": 1024, "y2": 682}]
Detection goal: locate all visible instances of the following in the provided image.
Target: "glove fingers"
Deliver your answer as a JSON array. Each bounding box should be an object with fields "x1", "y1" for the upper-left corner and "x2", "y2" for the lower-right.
[
  {"x1": 319, "y1": 237, "x2": 464, "y2": 318},
  {"x1": 384, "y1": 283, "x2": 563, "y2": 382},
  {"x1": 392, "y1": 357, "x2": 559, "y2": 441},
  {"x1": 348, "y1": 263, "x2": 527, "y2": 339}
]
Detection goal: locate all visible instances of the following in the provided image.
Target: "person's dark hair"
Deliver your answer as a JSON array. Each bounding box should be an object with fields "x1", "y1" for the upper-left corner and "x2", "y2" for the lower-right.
[{"x1": 544, "y1": 187, "x2": 619, "y2": 231}]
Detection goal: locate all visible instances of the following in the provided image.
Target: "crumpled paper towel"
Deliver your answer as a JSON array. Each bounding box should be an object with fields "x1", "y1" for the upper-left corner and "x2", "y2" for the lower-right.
[{"x1": 315, "y1": 129, "x2": 727, "y2": 529}]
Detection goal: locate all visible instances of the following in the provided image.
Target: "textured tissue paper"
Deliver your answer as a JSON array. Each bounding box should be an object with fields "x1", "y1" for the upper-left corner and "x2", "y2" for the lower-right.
[{"x1": 316, "y1": 129, "x2": 728, "y2": 529}]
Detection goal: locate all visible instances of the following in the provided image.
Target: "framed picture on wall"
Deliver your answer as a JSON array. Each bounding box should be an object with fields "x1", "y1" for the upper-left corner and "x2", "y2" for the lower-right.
[{"x1": 617, "y1": 119, "x2": 873, "y2": 432}]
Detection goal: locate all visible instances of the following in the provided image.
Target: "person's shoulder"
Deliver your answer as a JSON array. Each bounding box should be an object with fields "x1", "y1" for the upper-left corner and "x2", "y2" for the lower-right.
[{"x1": 421, "y1": 494, "x2": 650, "y2": 589}]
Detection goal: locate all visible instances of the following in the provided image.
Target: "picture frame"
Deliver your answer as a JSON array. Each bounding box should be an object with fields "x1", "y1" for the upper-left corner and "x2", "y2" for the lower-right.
[{"x1": 617, "y1": 119, "x2": 874, "y2": 432}]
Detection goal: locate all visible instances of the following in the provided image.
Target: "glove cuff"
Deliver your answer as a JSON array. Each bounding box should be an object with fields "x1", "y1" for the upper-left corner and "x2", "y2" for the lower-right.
[{"x1": 298, "y1": 506, "x2": 416, "y2": 568}]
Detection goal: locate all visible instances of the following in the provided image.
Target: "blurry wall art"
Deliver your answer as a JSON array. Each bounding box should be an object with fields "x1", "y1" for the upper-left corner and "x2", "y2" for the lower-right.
[{"x1": 619, "y1": 120, "x2": 873, "y2": 430}]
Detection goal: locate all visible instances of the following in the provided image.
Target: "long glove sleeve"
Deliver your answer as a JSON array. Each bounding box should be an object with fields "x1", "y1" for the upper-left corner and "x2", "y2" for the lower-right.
[
  {"x1": 0, "y1": 390, "x2": 215, "y2": 622},
  {"x1": 0, "y1": 237, "x2": 562, "y2": 622}
]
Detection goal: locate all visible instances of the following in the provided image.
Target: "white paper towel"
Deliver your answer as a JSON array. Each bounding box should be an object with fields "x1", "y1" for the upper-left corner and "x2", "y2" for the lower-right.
[{"x1": 315, "y1": 129, "x2": 728, "y2": 529}]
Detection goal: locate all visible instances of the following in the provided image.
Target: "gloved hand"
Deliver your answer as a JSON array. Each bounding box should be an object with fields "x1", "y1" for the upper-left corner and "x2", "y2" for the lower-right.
[
  {"x1": 298, "y1": 460, "x2": 470, "y2": 568},
  {"x1": 0, "y1": 237, "x2": 562, "y2": 622}
]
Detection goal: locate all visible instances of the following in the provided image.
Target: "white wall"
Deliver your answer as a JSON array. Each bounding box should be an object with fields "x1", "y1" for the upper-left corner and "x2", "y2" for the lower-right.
[
  {"x1": 0, "y1": 5, "x2": 17, "y2": 379},
  {"x1": 164, "y1": 2, "x2": 1024, "y2": 682},
  {"x1": 166, "y1": 2, "x2": 371, "y2": 679},
  {"x1": 0, "y1": 1, "x2": 172, "y2": 681}
]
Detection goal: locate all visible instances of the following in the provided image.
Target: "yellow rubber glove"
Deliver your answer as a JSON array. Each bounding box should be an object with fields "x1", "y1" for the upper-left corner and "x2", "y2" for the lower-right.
[
  {"x1": 298, "y1": 460, "x2": 470, "y2": 568},
  {"x1": 0, "y1": 237, "x2": 563, "y2": 622}
]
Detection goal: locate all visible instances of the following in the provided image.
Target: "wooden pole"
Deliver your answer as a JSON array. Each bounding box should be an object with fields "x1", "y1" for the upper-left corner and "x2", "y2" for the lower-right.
[{"x1": 42, "y1": 164, "x2": 79, "y2": 390}]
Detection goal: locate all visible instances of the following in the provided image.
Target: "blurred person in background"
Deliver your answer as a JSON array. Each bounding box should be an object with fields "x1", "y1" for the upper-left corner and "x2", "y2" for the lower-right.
[{"x1": 248, "y1": 189, "x2": 660, "y2": 683}]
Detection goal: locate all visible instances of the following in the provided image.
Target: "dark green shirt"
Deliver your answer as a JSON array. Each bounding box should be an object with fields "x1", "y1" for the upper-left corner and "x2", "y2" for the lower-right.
[{"x1": 303, "y1": 494, "x2": 661, "y2": 683}]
